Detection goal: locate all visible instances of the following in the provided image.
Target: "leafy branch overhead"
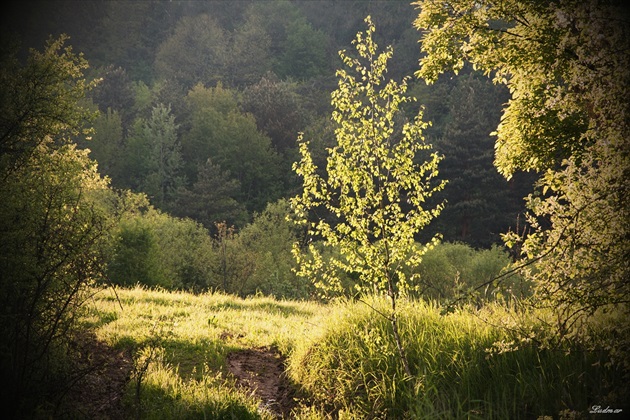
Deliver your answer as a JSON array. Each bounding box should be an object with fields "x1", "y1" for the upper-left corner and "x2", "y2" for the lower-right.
[{"x1": 414, "y1": 0, "x2": 630, "y2": 357}]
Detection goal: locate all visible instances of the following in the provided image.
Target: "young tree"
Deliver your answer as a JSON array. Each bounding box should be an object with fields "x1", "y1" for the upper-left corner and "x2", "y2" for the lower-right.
[
  {"x1": 414, "y1": 0, "x2": 630, "y2": 370},
  {"x1": 210, "y1": 222, "x2": 256, "y2": 296},
  {"x1": 291, "y1": 17, "x2": 445, "y2": 377},
  {"x1": 238, "y1": 199, "x2": 310, "y2": 299}
]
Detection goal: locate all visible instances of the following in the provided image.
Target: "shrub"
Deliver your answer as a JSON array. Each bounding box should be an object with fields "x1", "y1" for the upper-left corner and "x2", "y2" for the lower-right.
[
  {"x1": 107, "y1": 208, "x2": 215, "y2": 291},
  {"x1": 0, "y1": 145, "x2": 117, "y2": 415},
  {"x1": 237, "y1": 199, "x2": 312, "y2": 299},
  {"x1": 413, "y1": 242, "x2": 529, "y2": 303},
  {"x1": 108, "y1": 217, "x2": 165, "y2": 287}
]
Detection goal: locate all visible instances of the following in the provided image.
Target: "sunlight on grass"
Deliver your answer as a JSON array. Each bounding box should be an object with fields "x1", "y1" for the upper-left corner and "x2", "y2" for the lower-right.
[
  {"x1": 288, "y1": 298, "x2": 622, "y2": 419},
  {"x1": 125, "y1": 346, "x2": 274, "y2": 420},
  {"x1": 85, "y1": 285, "x2": 323, "y2": 371},
  {"x1": 81, "y1": 285, "x2": 325, "y2": 418},
  {"x1": 80, "y1": 286, "x2": 622, "y2": 419}
]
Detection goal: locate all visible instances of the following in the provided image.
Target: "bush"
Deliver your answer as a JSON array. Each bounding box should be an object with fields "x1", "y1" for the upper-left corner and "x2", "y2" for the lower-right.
[
  {"x1": 0, "y1": 145, "x2": 116, "y2": 415},
  {"x1": 237, "y1": 199, "x2": 312, "y2": 299},
  {"x1": 107, "y1": 208, "x2": 215, "y2": 291},
  {"x1": 108, "y1": 199, "x2": 311, "y2": 299},
  {"x1": 108, "y1": 217, "x2": 164, "y2": 287},
  {"x1": 298, "y1": 241, "x2": 528, "y2": 303},
  {"x1": 413, "y1": 242, "x2": 529, "y2": 303}
]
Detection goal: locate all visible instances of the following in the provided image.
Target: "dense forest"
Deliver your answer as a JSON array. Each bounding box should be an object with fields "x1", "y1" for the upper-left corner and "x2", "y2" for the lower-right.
[
  {"x1": 2, "y1": 0, "x2": 533, "y2": 245},
  {"x1": 1, "y1": 0, "x2": 628, "y2": 418}
]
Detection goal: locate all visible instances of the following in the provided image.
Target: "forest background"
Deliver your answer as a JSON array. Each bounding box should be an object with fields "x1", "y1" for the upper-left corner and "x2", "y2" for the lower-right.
[{"x1": 1, "y1": 0, "x2": 535, "y2": 297}]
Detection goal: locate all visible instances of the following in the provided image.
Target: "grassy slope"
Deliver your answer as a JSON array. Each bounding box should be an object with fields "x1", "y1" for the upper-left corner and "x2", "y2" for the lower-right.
[
  {"x1": 81, "y1": 286, "x2": 325, "y2": 419},
  {"x1": 80, "y1": 286, "x2": 624, "y2": 419}
]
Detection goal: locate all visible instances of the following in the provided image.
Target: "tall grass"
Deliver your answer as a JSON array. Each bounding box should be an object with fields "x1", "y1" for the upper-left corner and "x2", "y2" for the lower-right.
[{"x1": 288, "y1": 297, "x2": 621, "y2": 419}]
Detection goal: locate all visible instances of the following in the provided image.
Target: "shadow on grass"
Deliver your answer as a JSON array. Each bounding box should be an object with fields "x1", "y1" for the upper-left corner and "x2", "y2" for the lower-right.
[{"x1": 128, "y1": 379, "x2": 267, "y2": 420}]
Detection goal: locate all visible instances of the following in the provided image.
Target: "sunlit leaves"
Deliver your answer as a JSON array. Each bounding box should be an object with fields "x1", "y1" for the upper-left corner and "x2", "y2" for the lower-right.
[
  {"x1": 415, "y1": 0, "x2": 630, "y2": 366},
  {"x1": 413, "y1": 0, "x2": 599, "y2": 177},
  {"x1": 0, "y1": 35, "x2": 96, "y2": 174},
  {"x1": 291, "y1": 16, "x2": 445, "y2": 299}
]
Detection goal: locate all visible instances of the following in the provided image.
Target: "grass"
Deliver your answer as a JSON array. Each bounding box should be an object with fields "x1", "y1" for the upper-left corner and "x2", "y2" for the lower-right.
[
  {"x1": 81, "y1": 285, "x2": 324, "y2": 418},
  {"x1": 79, "y1": 286, "x2": 625, "y2": 419},
  {"x1": 289, "y1": 298, "x2": 624, "y2": 418}
]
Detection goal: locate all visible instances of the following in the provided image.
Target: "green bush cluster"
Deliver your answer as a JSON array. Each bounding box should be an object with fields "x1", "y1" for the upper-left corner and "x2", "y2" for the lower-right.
[
  {"x1": 106, "y1": 199, "x2": 311, "y2": 299},
  {"x1": 107, "y1": 208, "x2": 214, "y2": 291},
  {"x1": 413, "y1": 242, "x2": 530, "y2": 303},
  {"x1": 307, "y1": 242, "x2": 528, "y2": 304},
  {"x1": 0, "y1": 38, "x2": 118, "y2": 416}
]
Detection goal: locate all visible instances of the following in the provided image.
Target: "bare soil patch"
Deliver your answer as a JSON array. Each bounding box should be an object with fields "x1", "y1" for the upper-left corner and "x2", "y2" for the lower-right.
[
  {"x1": 226, "y1": 346, "x2": 299, "y2": 418},
  {"x1": 63, "y1": 332, "x2": 134, "y2": 419}
]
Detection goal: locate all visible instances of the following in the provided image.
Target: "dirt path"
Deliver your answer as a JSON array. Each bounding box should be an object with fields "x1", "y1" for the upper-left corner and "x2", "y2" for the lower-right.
[
  {"x1": 226, "y1": 346, "x2": 299, "y2": 418},
  {"x1": 65, "y1": 336, "x2": 301, "y2": 418}
]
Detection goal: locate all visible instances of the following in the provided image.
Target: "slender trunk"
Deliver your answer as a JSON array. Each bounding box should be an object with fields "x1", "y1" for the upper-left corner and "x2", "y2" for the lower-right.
[{"x1": 388, "y1": 280, "x2": 412, "y2": 378}]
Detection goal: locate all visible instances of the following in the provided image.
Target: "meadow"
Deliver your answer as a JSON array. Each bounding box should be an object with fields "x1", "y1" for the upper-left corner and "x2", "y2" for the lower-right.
[{"x1": 77, "y1": 285, "x2": 623, "y2": 419}]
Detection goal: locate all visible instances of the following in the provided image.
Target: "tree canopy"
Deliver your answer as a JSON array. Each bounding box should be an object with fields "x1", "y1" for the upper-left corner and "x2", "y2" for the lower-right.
[{"x1": 414, "y1": 0, "x2": 630, "y2": 362}]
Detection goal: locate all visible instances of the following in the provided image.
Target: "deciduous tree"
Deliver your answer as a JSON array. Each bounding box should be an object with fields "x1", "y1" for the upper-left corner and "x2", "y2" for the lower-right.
[
  {"x1": 182, "y1": 84, "x2": 282, "y2": 215},
  {"x1": 154, "y1": 14, "x2": 227, "y2": 89},
  {"x1": 414, "y1": 0, "x2": 630, "y2": 371},
  {"x1": 0, "y1": 36, "x2": 117, "y2": 414},
  {"x1": 292, "y1": 17, "x2": 445, "y2": 377}
]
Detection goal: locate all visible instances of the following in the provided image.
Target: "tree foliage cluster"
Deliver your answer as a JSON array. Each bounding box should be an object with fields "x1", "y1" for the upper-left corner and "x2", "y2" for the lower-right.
[
  {"x1": 0, "y1": 36, "x2": 117, "y2": 415},
  {"x1": 291, "y1": 16, "x2": 529, "y2": 380},
  {"x1": 292, "y1": 18, "x2": 444, "y2": 301},
  {"x1": 414, "y1": 0, "x2": 629, "y2": 374},
  {"x1": 288, "y1": 0, "x2": 628, "y2": 402},
  {"x1": 108, "y1": 198, "x2": 310, "y2": 299}
]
